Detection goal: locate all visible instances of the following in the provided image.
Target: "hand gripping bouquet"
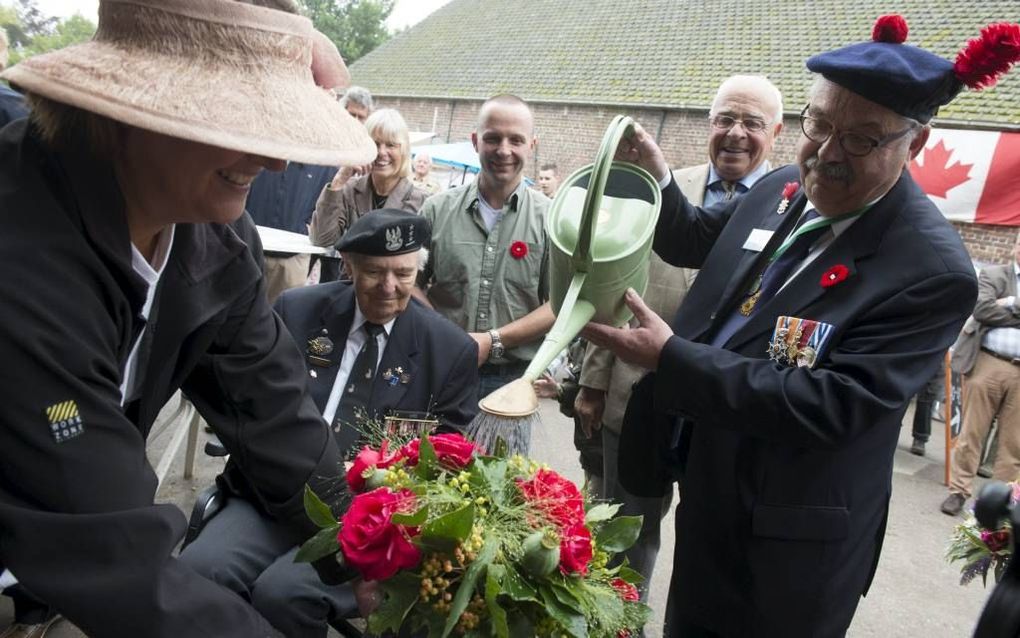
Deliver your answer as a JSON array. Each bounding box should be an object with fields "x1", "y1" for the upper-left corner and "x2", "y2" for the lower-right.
[{"x1": 299, "y1": 432, "x2": 650, "y2": 637}]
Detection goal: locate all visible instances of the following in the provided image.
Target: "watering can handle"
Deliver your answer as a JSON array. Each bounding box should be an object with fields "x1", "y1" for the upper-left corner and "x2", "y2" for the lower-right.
[{"x1": 572, "y1": 114, "x2": 636, "y2": 273}]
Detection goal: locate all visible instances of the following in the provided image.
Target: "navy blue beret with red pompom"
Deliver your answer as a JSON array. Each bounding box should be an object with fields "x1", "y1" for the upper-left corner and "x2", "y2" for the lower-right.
[{"x1": 807, "y1": 14, "x2": 1020, "y2": 123}]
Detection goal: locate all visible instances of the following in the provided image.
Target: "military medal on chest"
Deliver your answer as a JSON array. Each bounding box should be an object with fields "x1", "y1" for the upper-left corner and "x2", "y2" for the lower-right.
[
  {"x1": 306, "y1": 328, "x2": 335, "y2": 367},
  {"x1": 740, "y1": 274, "x2": 764, "y2": 316},
  {"x1": 382, "y1": 366, "x2": 411, "y2": 386},
  {"x1": 767, "y1": 315, "x2": 835, "y2": 368}
]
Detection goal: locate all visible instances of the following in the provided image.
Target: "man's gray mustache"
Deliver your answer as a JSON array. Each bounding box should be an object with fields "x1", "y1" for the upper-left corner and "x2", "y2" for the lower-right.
[{"x1": 805, "y1": 156, "x2": 853, "y2": 182}]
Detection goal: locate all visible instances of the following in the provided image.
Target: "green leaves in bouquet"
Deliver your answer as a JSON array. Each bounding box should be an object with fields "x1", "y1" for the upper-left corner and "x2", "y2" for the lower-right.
[
  {"x1": 469, "y1": 456, "x2": 508, "y2": 506},
  {"x1": 616, "y1": 564, "x2": 646, "y2": 584},
  {"x1": 295, "y1": 484, "x2": 341, "y2": 563},
  {"x1": 421, "y1": 504, "x2": 476, "y2": 551},
  {"x1": 584, "y1": 502, "x2": 621, "y2": 525},
  {"x1": 415, "y1": 434, "x2": 440, "y2": 479},
  {"x1": 303, "y1": 483, "x2": 338, "y2": 529},
  {"x1": 494, "y1": 564, "x2": 539, "y2": 603},
  {"x1": 538, "y1": 584, "x2": 587, "y2": 638},
  {"x1": 367, "y1": 572, "x2": 421, "y2": 635},
  {"x1": 441, "y1": 536, "x2": 497, "y2": 638},
  {"x1": 484, "y1": 567, "x2": 509, "y2": 638},
  {"x1": 295, "y1": 525, "x2": 342, "y2": 563},
  {"x1": 595, "y1": 514, "x2": 643, "y2": 553}
]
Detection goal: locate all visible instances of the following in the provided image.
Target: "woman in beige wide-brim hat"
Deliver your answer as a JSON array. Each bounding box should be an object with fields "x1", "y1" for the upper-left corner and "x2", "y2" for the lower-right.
[{"x1": 0, "y1": 1, "x2": 374, "y2": 636}]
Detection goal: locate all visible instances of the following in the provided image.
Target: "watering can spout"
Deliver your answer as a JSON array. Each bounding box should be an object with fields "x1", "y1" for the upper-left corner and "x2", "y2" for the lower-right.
[{"x1": 478, "y1": 272, "x2": 595, "y2": 418}]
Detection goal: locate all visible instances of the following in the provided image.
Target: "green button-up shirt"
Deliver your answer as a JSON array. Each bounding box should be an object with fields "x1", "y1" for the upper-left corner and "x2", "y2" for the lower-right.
[{"x1": 420, "y1": 180, "x2": 550, "y2": 363}]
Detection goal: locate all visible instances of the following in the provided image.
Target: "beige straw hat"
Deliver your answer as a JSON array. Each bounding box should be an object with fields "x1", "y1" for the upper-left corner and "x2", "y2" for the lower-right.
[{"x1": 0, "y1": 0, "x2": 377, "y2": 166}]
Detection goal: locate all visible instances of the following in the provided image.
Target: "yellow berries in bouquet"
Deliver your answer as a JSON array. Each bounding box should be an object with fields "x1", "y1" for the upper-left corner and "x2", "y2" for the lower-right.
[{"x1": 298, "y1": 432, "x2": 650, "y2": 637}]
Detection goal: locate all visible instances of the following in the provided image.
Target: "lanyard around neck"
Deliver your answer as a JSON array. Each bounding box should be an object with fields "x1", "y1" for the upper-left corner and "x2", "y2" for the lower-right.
[{"x1": 769, "y1": 206, "x2": 869, "y2": 263}]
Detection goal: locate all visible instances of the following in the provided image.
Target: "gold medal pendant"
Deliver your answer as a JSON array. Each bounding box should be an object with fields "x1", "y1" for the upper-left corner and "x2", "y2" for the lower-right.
[{"x1": 740, "y1": 291, "x2": 761, "y2": 316}]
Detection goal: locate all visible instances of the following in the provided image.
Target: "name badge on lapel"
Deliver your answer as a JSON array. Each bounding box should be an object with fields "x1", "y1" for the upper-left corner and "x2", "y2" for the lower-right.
[
  {"x1": 742, "y1": 228, "x2": 774, "y2": 252},
  {"x1": 767, "y1": 316, "x2": 835, "y2": 368}
]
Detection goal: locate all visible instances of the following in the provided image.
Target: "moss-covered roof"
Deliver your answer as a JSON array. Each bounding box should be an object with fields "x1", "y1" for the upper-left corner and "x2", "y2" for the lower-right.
[{"x1": 350, "y1": 0, "x2": 1019, "y2": 125}]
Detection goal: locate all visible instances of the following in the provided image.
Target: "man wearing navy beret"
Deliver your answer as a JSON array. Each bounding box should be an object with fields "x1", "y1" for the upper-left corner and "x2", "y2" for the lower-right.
[
  {"x1": 586, "y1": 15, "x2": 1019, "y2": 637},
  {"x1": 180, "y1": 209, "x2": 479, "y2": 637}
]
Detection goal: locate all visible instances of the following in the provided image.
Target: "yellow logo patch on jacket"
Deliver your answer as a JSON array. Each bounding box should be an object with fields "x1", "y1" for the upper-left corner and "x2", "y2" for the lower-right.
[{"x1": 46, "y1": 400, "x2": 84, "y2": 443}]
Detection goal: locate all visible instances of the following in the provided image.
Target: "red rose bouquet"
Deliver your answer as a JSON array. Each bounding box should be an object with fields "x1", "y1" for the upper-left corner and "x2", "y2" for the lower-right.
[{"x1": 299, "y1": 432, "x2": 650, "y2": 637}]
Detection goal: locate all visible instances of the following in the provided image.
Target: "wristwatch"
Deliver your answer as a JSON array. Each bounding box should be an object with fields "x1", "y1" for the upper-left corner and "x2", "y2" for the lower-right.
[{"x1": 487, "y1": 329, "x2": 505, "y2": 361}]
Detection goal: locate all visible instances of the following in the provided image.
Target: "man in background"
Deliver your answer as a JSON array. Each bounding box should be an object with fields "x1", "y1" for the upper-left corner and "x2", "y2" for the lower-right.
[
  {"x1": 576, "y1": 74, "x2": 783, "y2": 603},
  {"x1": 339, "y1": 85, "x2": 373, "y2": 122},
  {"x1": 246, "y1": 160, "x2": 338, "y2": 303},
  {"x1": 536, "y1": 162, "x2": 560, "y2": 198},
  {"x1": 418, "y1": 94, "x2": 555, "y2": 452},
  {"x1": 942, "y1": 231, "x2": 1020, "y2": 515}
]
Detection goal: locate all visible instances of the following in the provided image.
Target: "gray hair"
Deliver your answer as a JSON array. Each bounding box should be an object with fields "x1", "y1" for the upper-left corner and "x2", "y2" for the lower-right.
[
  {"x1": 340, "y1": 86, "x2": 374, "y2": 111},
  {"x1": 711, "y1": 75, "x2": 784, "y2": 124}
]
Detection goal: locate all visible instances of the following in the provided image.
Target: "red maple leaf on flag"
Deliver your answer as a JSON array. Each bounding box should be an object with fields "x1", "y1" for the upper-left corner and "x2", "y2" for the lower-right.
[{"x1": 909, "y1": 140, "x2": 973, "y2": 198}]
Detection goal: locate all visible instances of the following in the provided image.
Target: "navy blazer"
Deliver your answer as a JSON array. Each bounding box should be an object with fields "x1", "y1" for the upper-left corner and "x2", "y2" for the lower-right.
[
  {"x1": 625, "y1": 165, "x2": 977, "y2": 637},
  {"x1": 274, "y1": 282, "x2": 479, "y2": 454}
]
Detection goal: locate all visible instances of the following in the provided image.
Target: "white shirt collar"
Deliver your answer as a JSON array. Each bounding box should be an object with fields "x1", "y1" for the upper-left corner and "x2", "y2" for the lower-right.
[
  {"x1": 350, "y1": 302, "x2": 396, "y2": 338},
  {"x1": 706, "y1": 161, "x2": 771, "y2": 191}
]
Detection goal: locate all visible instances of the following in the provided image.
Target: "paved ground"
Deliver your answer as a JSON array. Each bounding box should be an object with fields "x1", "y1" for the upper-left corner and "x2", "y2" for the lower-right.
[{"x1": 0, "y1": 398, "x2": 999, "y2": 637}]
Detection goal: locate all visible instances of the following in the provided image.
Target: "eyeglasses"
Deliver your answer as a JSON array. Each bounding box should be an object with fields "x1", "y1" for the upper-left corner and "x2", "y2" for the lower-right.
[
  {"x1": 799, "y1": 105, "x2": 917, "y2": 157},
  {"x1": 709, "y1": 114, "x2": 770, "y2": 133}
]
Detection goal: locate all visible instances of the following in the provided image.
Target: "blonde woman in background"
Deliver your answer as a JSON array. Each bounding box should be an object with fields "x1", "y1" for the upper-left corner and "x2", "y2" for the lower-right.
[{"x1": 309, "y1": 108, "x2": 428, "y2": 249}]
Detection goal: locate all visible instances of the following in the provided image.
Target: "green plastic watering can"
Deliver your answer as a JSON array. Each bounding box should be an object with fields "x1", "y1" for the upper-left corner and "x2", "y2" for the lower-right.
[{"x1": 479, "y1": 115, "x2": 661, "y2": 417}]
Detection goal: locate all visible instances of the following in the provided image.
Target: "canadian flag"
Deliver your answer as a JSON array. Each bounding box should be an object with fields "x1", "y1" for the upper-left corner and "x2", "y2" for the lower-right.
[{"x1": 909, "y1": 129, "x2": 1020, "y2": 225}]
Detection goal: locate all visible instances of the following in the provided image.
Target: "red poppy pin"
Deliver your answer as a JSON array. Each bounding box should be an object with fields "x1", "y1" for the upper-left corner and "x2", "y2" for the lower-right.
[
  {"x1": 820, "y1": 264, "x2": 850, "y2": 288},
  {"x1": 509, "y1": 241, "x2": 528, "y2": 259},
  {"x1": 777, "y1": 181, "x2": 799, "y2": 215}
]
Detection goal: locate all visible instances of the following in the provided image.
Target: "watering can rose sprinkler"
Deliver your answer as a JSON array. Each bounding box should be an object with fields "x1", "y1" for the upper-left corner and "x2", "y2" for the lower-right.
[{"x1": 472, "y1": 116, "x2": 662, "y2": 449}]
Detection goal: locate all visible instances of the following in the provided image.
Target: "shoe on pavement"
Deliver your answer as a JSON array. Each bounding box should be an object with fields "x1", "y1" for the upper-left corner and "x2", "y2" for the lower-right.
[
  {"x1": 910, "y1": 439, "x2": 926, "y2": 456},
  {"x1": 977, "y1": 465, "x2": 993, "y2": 478},
  {"x1": 0, "y1": 615, "x2": 62, "y2": 638},
  {"x1": 940, "y1": 492, "x2": 967, "y2": 516}
]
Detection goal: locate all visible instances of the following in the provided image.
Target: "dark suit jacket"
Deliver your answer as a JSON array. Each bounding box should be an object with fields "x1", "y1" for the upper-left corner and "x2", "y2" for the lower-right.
[
  {"x1": 274, "y1": 282, "x2": 479, "y2": 453},
  {"x1": 627, "y1": 165, "x2": 977, "y2": 637},
  {"x1": 950, "y1": 264, "x2": 1020, "y2": 375}
]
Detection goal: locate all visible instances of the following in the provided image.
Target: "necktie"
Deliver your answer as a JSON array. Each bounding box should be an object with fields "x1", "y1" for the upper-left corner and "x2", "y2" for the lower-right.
[
  {"x1": 336, "y1": 322, "x2": 384, "y2": 450},
  {"x1": 710, "y1": 211, "x2": 826, "y2": 347},
  {"x1": 721, "y1": 181, "x2": 737, "y2": 200},
  {"x1": 744, "y1": 210, "x2": 826, "y2": 313}
]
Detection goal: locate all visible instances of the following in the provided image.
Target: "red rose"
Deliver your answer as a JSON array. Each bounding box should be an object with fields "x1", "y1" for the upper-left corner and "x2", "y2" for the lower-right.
[
  {"x1": 981, "y1": 529, "x2": 1011, "y2": 553},
  {"x1": 610, "y1": 578, "x2": 640, "y2": 602},
  {"x1": 516, "y1": 468, "x2": 585, "y2": 530},
  {"x1": 782, "y1": 181, "x2": 799, "y2": 201},
  {"x1": 558, "y1": 523, "x2": 593, "y2": 575},
  {"x1": 397, "y1": 433, "x2": 480, "y2": 470},
  {"x1": 820, "y1": 264, "x2": 850, "y2": 288},
  {"x1": 509, "y1": 241, "x2": 528, "y2": 259},
  {"x1": 346, "y1": 440, "x2": 399, "y2": 492},
  {"x1": 339, "y1": 487, "x2": 421, "y2": 581}
]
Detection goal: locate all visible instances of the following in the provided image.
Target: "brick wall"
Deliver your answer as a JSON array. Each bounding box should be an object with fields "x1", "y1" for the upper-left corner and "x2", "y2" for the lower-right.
[
  {"x1": 381, "y1": 95, "x2": 1014, "y2": 265},
  {"x1": 953, "y1": 222, "x2": 1016, "y2": 266}
]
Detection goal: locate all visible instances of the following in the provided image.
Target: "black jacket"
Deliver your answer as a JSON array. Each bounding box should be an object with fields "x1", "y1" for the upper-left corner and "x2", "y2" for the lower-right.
[
  {"x1": 0, "y1": 120, "x2": 341, "y2": 636},
  {"x1": 274, "y1": 282, "x2": 479, "y2": 452},
  {"x1": 621, "y1": 166, "x2": 977, "y2": 637}
]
